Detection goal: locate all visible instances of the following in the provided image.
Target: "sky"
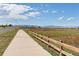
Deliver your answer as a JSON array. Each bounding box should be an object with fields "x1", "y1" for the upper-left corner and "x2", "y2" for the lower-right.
[{"x1": 0, "y1": 3, "x2": 79, "y2": 27}]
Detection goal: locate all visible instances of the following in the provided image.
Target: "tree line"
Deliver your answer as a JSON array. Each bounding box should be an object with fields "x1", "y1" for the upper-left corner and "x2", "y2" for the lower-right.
[{"x1": 0, "y1": 24, "x2": 12, "y2": 28}]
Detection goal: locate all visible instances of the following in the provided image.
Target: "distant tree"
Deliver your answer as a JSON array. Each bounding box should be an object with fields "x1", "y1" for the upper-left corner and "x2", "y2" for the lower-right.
[
  {"x1": 9, "y1": 24, "x2": 12, "y2": 27},
  {"x1": 2, "y1": 25, "x2": 5, "y2": 28},
  {"x1": 38, "y1": 26, "x2": 41, "y2": 28},
  {"x1": 5, "y1": 24, "x2": 8, "y2": 27}
]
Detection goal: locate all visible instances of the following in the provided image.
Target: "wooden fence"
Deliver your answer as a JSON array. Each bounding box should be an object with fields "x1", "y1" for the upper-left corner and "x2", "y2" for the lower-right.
[{"x1": 29, "y1": 31, "x2": 79, "y2": 56}]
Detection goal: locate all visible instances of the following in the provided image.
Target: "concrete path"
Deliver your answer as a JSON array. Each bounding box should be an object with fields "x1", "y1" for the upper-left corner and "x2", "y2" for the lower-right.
[{"x1": 3, "y1": 30, "x2": 51, "y2": 56}]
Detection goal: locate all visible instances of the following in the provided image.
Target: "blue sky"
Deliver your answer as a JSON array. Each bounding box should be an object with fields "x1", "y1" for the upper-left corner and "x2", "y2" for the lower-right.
[{"x1": 0, "y1": 3, "x2": 79, "y2": 27}]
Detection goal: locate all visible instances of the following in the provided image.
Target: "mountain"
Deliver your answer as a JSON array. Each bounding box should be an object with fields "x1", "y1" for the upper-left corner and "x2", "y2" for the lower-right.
[
  {"x1": 42, "y1": 25, "x2": 79, "y2": 28},
  {"x1": 14, "y1": 25, "x2": 79, "y2": 28},
  {"x1": 42, "y1": 25, "x2": 67, "y2": 28}
]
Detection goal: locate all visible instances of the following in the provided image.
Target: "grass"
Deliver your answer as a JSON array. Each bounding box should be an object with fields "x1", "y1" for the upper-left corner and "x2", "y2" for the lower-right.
[
  {"x1": 27, "y1": 28, "x2": 79, "y2": 48},
  {"x1": 26, "y1": 30, "x2": 59, "y2": 56},
  {"x1": 23, "y1": 28, "x2": 79, "y2": 56},
  {"x1": 0, "y1": 27, "x2": 19, "y2": 55}
]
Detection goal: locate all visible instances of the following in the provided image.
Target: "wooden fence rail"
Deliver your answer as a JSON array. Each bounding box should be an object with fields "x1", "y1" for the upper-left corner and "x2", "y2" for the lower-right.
[{"x1": 29, "y1": 31, "x2": 79, "y2": 56}]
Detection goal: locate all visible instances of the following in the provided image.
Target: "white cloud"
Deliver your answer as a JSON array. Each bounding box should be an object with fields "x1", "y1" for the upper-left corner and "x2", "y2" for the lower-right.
[
  {"x1": 0, "y1": 3, "x2": 34, "y2": 19},
  {"x1": 0, "y1": 16, "x2": 4, "y2": 18},
  {"x1": 52, "y1": 10, "x2": 57, "y2": 13},
  {"x1": 67, "y1": 17, "x2": 74, "y2": 20},
  {"x1": 58, "y1": 16, "x2": 64, "y2": 20},
  {"x1": 8, "y1": 12, "x2": 27, "y2": 19},
  {"x1": 42, "y1": 10, "x2": 49, "y2": 13},
  {"x1": 26, "y1": 11, "x2": 40, "y2": 17},
  {"x1": 42, "y1": 10, "x2": 64, "y2": 14},
  {"x1": 58, "y1": 16, "x2": 74, "y2": 21},
  {"x1": 1, "y1": 4, "x2": 32, "y2": 13}
]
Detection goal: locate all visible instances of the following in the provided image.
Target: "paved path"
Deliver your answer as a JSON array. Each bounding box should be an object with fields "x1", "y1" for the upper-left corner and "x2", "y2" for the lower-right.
[{"x1": 3, "y1": 30, "x2": 51, "y2": 56}]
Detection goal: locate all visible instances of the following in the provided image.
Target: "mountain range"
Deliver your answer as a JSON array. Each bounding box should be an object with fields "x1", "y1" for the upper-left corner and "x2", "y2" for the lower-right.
[{"x1": 14, "y1": 25, "x2": 79, "y2": 28}]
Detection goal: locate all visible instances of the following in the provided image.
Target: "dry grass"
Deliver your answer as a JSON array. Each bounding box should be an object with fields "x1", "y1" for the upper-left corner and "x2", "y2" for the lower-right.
[
  {"x1": 0, "y1": 27, "x2": 19, "y2": 55},
  {"x1": 26, "y1": 28, "x2": 79, "y2": 48},
  {"x1": 23, "y1": 28, "x2": 79, "y2": 56}
]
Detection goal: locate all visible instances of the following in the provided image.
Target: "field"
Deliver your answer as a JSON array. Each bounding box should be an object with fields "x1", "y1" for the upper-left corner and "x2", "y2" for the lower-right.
[
  {"x1": 23, "y1": 28, "x2": 79, "y2": 56},
  {"x1": 0, "y1": 27, "x2": 79, "y2": 56},
  {"x1": 0, "y1": 27, "x2": 19, "y2": 55}
]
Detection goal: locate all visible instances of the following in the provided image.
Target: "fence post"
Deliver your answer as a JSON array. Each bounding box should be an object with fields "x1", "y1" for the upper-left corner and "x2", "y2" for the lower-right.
[
  {"x1": 47, "y1": 38, "x2": 50, "y2": 49},
  {"x1": 59, "y1": 40, "x2": 64, "y2": 56}
]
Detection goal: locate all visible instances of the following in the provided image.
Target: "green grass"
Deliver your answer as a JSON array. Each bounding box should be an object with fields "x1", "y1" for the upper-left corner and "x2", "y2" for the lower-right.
[{"x1": 0, "y1": 28, "x2": 19, "y2": 55}]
